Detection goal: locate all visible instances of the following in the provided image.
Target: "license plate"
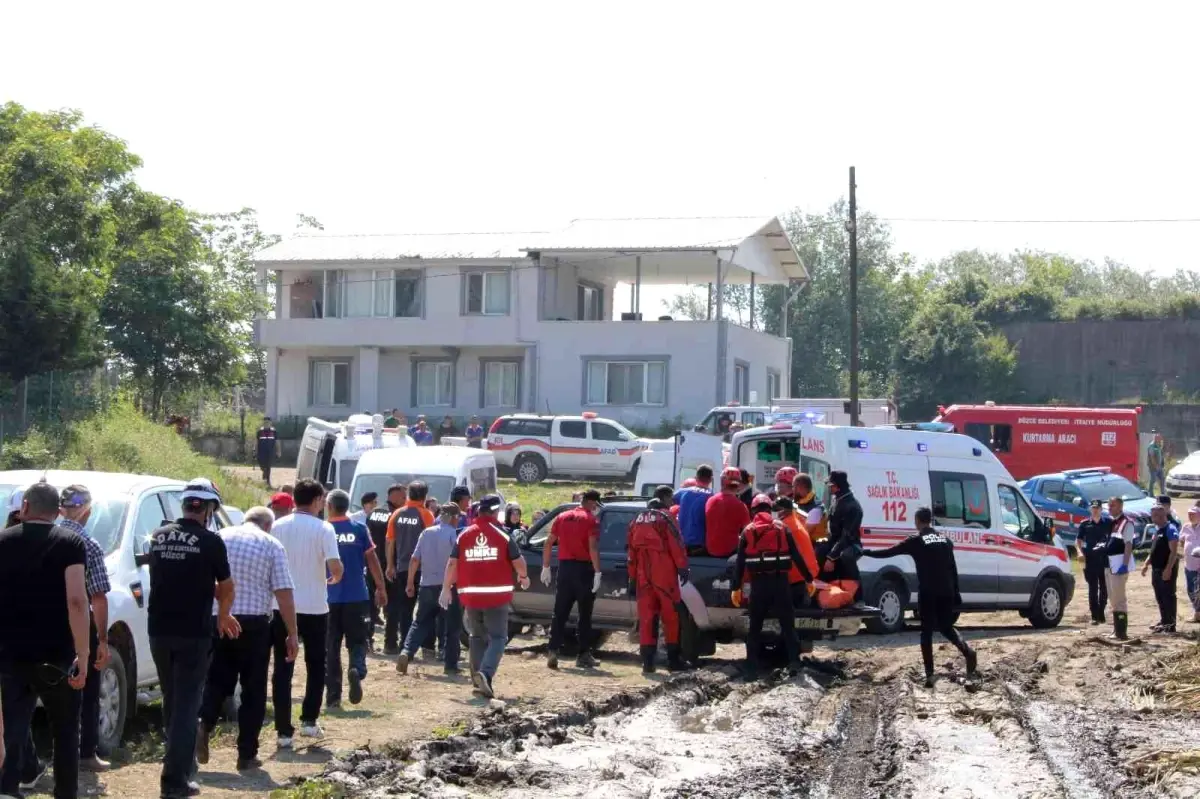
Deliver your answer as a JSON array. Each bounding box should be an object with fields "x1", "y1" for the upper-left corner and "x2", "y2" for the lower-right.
[{"x1": 763, "y1": 618, "x2": 825, "y2": 633}]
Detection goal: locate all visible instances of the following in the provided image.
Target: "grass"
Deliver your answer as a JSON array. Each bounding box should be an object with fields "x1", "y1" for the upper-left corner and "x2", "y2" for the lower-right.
[
  {"x1": 499, "y1": 480, "x2": 608, "y2": 516},
  {"x1": 270, "y1": 781, "x2": 347, "y2": 799},
  {"x1": 430, "y1": 719, "x2": 468, "y2": 739}
]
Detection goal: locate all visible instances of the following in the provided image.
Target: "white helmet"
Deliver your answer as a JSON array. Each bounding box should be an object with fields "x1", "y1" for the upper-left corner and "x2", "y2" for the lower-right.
[{"x1": 181, "y1": 477, "x2": 222, "y2": 504}]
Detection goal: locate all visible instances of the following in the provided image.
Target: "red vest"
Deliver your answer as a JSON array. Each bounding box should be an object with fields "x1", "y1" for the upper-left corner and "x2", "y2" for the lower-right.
[
  {"x1": 456, "y1": 520, "x2": 514, "y2": 609},
  {"x1": 743, "y1": 514, "x2": 791, "y2": 575}
]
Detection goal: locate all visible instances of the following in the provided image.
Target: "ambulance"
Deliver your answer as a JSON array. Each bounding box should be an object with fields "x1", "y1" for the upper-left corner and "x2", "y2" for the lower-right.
[
  {"x1": 295, "y1": 414, "x2": 416, "y2": 492},
  {"x1": 677, "y1": 421, "x2": 1075, "y2": 634},
  {"x1": 932, "y1": 403, "x2": 1142, "y2": 482}
]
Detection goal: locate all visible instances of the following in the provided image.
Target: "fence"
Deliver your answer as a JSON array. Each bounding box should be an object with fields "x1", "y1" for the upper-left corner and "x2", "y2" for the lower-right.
[{"x1": 0, "y1": 367, "x2": 117, "y2": 449}]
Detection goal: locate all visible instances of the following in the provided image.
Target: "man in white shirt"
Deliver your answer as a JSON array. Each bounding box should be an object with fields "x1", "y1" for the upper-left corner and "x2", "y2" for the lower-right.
[{"x1": 269, "y1": 480, "x2": 343, "y2": 747}]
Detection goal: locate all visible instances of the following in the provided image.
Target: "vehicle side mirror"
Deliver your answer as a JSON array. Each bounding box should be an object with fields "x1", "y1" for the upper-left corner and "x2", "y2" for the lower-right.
[
  {"x1": 1072, "y1": 497, "x2": 1085, "y2": 508},
  {"x1": 619, "y1": 433, "x2": 630, "y2": 441}
]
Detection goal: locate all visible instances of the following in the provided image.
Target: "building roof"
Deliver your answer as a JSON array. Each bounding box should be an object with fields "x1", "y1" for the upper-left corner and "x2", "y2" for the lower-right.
[{"x1": 256, "y1": 232, "x2": 540, "y2": 264}]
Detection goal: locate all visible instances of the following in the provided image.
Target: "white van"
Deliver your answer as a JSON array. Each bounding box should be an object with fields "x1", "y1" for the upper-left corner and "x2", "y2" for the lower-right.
[
  {"x1": 296, "y1": 414, "x2": 415, "y2": 492},
  {"x1": 679, "y1": 421, "x2": 1075, "y2": 634},
  {"x1": 348, "y1": 445, "x2": 500, "y2": 509}
]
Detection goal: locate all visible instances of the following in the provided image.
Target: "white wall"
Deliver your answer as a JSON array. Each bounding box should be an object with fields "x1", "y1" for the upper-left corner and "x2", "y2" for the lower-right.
[{"x1": 725, "y1": 323, "x2": 790, "y2": 405}]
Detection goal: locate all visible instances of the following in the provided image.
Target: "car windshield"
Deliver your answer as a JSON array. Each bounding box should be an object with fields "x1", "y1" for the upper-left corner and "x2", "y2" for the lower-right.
[
  {"x1": 0, "y1": 483, "x2": 129, "y2": 555},
  {"x1": 1078, "y1": 476, "x2": 1146, "y2": 503},
  {"x1": 350, "y1": 474, "x2": 458, "y2": 509}
]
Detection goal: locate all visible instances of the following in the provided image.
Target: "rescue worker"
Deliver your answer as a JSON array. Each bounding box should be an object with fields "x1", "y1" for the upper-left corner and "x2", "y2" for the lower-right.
[
  {"x1": 771, "y1": 466, "x2": 798, "y2": 501},
  {"x1": 1141, "y1": 504, "x2": 1180, "y2": 633},
  {"x1": 385, "y1": 482, "x2": 435, "y2": 656},
  {"x1": 733, "y1": 494, "x2": 813, "y2": 678},
  {"x1": 793, "y1": 473, "x2": 827, "y2": 542},
  {"x1": 862, "y1": 507, "x2": 977, "y2": 687},
  {"x1": 1075, "y1": 499, "x2": 1112, "y2": 625},
  {"x1": 542, "y1": 489, "x2": 602, "y2": 670},
  {"x1": 255, "y1": 417, "x2": 278, "y2": 487},
  {"x1": 705, "y1": 467, "x2": 751, "y2": 558},
  {"x1": 1105, "y1": 496, "x2": 1135, "y2": 640},
  {"x1": 627, "y1": 493, "x2": 690, "y2": 674},
  {"x1": 366, "y1": 485, "x2": 405, "y2": 652},
  {"x1": 774, "y1": 497, "x2": 819, "y2": 608},
  {"x1": 674, "y1": 465, "x2": 714, "y2": 554}
]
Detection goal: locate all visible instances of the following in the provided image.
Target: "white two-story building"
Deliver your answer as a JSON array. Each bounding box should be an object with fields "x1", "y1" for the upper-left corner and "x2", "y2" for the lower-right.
[{"x1": 254, "y1": 216, "x2": 806, "y2": 429}]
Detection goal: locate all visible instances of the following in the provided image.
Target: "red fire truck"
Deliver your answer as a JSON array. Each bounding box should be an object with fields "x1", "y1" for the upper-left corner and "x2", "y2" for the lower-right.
[{"x1": 932, "y1": 403, "x2": 1142, "y2": 481}]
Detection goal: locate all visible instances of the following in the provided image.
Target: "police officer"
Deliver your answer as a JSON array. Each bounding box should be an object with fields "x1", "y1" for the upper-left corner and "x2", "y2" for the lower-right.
[
  {"x1": 733, "y1": 494, "x2": 813, "y2": 678},
  {"x1": 627, "y1": 493, "x2": 690, "y2": 674},
  {"x1": 366, "y1": 484, "x2": 405, "y2": 652},
  {"x1": 255, "y1": 417, "x2": 278, "y2": 487},
  {"x1": 862, "y1": 506, "x2": 977, "y2": 688},
  {"x1": 542, "y1": 489, "x2": 602, "y2": 670},
  {"x1": 1075, "y1": 499, "x2": 1112, "y2": 625}
]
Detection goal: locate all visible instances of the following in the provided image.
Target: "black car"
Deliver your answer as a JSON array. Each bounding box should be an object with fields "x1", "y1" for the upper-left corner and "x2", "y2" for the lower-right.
[{"x1": 510, "y1": 497, "x2": 879, "y2": 663}]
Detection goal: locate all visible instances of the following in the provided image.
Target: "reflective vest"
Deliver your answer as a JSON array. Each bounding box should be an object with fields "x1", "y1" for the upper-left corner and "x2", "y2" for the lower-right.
[
  {"x1": 456, "y1": 521, "x2": 515, "y2": 609},
  {"x1": 796, "y1": 494, "x2": 827, "y2": 541},
  {"x1": 742, "y1": 514, "x2": 792, "y2": 575}
]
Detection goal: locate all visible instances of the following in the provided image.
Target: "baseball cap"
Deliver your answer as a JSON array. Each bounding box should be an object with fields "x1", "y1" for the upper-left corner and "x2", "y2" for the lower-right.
[
  {"x1": 270, "y1": 492, "x2": 295, "y2": 511},
  {"x1": 477, "y1": 494, "x2": 503, "y2": 515},
  {"x1": 7, "y1": 488, "x2": 25, "y2": 515},
  {"x1": 60, "y1": 485, "x2": 92, "y2": 508},
  {"x1": 1089, "y1": 499, "x2": 1103, "y2": 508}
]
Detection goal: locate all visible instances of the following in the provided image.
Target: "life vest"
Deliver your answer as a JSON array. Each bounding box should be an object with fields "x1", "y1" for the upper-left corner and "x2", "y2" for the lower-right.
[
  {"x1": 455, "y1": 520, "x2": 515, "y2": 609},
  {"x1": 742, "y1": 513, "x2": 791, "y2": 576},
  {"x1": 795, "y1": 493, "x2": 827, "y2": 541}
]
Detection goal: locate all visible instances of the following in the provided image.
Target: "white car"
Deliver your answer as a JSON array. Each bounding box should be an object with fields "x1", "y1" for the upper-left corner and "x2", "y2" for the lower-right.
[
  {"x1": 0, "y1": 470, "x2": 233, "y2": 753},
  {"x1": 1167, "y1": 452, "x2": 1200, "y2": 496},
  {"x1": 486, "y1": 413, "x2": 648, "y2": 483}
]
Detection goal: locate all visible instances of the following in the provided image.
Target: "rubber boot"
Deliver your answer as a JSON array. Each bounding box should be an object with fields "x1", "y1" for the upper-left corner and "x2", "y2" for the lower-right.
[
  {"x1": 1115, "y1": 612, "x2": 1129, "y2": 641},
  {"x1": 666, "y1": 645, "x2": 690, "y2": 672},
  {"x1": 640, "y1": 645, "x2": 657, "y2": 675}
]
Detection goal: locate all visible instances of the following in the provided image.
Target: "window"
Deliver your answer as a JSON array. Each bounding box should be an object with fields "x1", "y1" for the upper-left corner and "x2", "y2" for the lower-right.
[
  {"x1": 1040, "y1": 480, "x2": 1064, "y2": 502},
  {"x1": 733, "y1": 362, "x2": 749, "y2": 405},
  {"x1": 559, "y1": 420, "x2": 588, "y2": 439},
  {"x1": 591, "y1": 422, "x2": 627, "y2": 442},
  {"x1": 465, "y1": 271, "x2": 510, "y2": 315},
  {"x1": 496, "y1": 418, "x2": 552, "y2": 436},
  {"x1": 372, "y1": 270, "x2": 393, "y2": 317},
  {"x1": 931, "y1": 471, "x2": 991, "y2": 528},
  {"x1": 578, "y1": 284, "x2": 603, "y2": 320},
  {"x1": 1061, "y1": 482, "x2": 1084, "y2": 507},
  {"x1": 964, "y1": 422, "x2": 1013, "y2": 454},
  {"x1": 310, "y1": 360, "x2": 350, "y2": 406},
  {"x1": 470, "y1": 466, "x2": 497, "y2": 497},
  {"x1": 132, "y1": 494, "x2": 168, "y2": 555},
  {"x1": 585, "y1": 360, "x2": 666, "y2": 406},
  {"x1": 742, "y1": 412, "x2": 766, "y2": 428},
  {"x1": 414, "y1": 361, "x2": 453, "y2": 407},
  {"x1": 482, "y1": 361, "x2": 520, "y2": 408},
  {"x1": 318, "y1": 269, "x2": 420, "y2": 318},
  {"x1": 599, "y1": 510, "x2": 637, "y2": 552},
  {"x1": 998, "y1": 484, "x2": 1038, "y2": 540},
  {"x1": 321, "y1": 270, "x2": 342, "y2": 318},
  {"x1": 394, "y1": 270, "x2": 423, "y2": 317},
  {"x1": 341, "y1": 270, "x2": 374, "y2": 318},
  {"x1": 766, "y1": 369, "x2": 781, "y2": 402}
]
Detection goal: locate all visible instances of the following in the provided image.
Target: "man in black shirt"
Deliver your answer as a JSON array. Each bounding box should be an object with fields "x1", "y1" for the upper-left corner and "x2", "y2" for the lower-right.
[
  {"x1": 367, "y1": 484, "x2": 406, "y2": 653},
  {"x1": 256, "y1": 418, "x2": 278, "y2": 487},
  {"x1": 863, "y1": 507, "x2": 977, "y2": 688},
  {"x1": 1075, "y1": 500, "x2": 1113, "y2": 625},
  {"x1": 0, "y1": 482, "x2": 90, "y2": 799},
  {"x1": 1140, "y1": 505, "x2": 1181, "y2": 633},
  {"x1": 147, "y1": 478, "x2": 236, "y2": 799}
]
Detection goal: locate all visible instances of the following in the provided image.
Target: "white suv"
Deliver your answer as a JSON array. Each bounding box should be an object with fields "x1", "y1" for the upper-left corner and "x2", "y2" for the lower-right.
[
  {"x1": 0, "y1": 470, "x2": 232, "y2": 753},
  {"x1": 487, "y1": 413, "x2": 648, "y2": 483}
]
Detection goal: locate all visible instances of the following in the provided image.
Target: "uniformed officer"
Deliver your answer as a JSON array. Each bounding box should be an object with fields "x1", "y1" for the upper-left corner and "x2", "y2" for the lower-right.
[
  {"x1": 366, "y1": 484, "x2": 405, "y2": 651},
  {"x1": 862, "y1": 506, "x2": 977, "y2": 688},
  {"x1": 255, "y1": 418, "x2": 278, "y2": 487},
  {"x1": 1075, "y1": 499, "x2": 1112, "y2": 625},
  {"x1": 542, "y1": 489, "x2": 602, "y2": 670}
]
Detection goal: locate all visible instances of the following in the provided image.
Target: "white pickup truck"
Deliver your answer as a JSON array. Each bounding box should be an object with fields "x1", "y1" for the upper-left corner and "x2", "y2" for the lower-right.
[{"x1": 487, "y1": 413, "x2": 649, "y2": 483}]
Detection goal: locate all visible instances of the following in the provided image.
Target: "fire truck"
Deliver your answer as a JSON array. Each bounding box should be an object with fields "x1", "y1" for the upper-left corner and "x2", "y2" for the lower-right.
[{"x1": 932, "y1": 403, "x2": 1142, "y2": 482}]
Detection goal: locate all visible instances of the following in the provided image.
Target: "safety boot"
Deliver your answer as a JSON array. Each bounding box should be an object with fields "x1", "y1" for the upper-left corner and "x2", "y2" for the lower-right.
[
  {"x1": 1114, "y1": 612, "x2": 1129, "y2": 640},
  {"x1": 640, "y1": 645, "x2": 657, "y2": 674},
  {"x1": 666, "y1": 645, "x2": 691, "y2": 672}
]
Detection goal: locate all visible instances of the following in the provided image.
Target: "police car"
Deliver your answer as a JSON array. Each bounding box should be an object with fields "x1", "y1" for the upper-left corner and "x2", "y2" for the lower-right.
[
  {"x1": 1020, "y1": 467, "x2": 1155, "y2": 550},
  {"x1": 486, "y1": 412, "x2": 649, "y2": 484}
]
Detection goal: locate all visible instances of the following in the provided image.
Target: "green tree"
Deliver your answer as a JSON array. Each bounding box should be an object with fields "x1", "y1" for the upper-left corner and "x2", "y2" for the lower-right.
[
  {"x1": 666, "y1": 283, "x2": 765, "y2": 329},
  {"x1": 0, "y1": 103, "x2": 141, "y2": 384}
]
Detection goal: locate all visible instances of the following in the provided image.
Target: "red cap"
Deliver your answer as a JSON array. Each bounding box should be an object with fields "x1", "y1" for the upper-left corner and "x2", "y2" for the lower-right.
[
  {"x1": 270, "y1": 492, "x2": 295, "y2": 511},
  {"x1": 774, "y1": 466, "x2": 798, "y2": 484},
  {"x1": 721, "y1": 466, "x2": 742, "y2": 484}
]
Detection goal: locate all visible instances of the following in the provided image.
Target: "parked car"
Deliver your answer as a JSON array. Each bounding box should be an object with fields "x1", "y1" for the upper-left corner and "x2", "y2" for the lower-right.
[
  {"x1": 486, "y1": 413, "x2": 649, "y2": 484},
  {"x1": 224, "y1": 506, "x2": 245, "y2": 526},
  {"x1": 509, "y1": 496, "x2": 878, "y2": 662},
  {"x1": 0, "y1": 470, "x2": 232, "y2": 753},
  {"x1": 1167, "y1": 452, "x2": 1200, "y2": 497},
  {"x1": 1021, "y1": 467, "x2": 1155, "y2": 551}
]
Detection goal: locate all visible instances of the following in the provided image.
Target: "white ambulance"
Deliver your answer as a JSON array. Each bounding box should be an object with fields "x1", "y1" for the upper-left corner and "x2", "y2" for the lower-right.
[
  {"x1": 678, "y1": 421, "x2": 1075, "y2": 634},
  {"x1": 296, "y1": 414, "x2": 416, "y2": 492}
]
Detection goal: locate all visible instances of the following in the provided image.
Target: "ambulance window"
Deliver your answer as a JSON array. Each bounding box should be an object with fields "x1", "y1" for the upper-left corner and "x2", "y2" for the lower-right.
[
  {"x1": 741, "y1": 412, "x2": 766, "y2": 428},
  {"x1": 998, "y1": 485, "x2": 1037, "y2": 540},
  {"x1": 930, "y1": 471, "x2": 990, "y2": 528}
]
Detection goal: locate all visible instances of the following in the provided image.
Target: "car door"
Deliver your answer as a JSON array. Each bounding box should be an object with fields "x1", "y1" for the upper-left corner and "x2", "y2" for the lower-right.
[
  {"x1": 995, "y1": 483, "x2": 1045, "y2": 605},
  {"x1": 553, "y1": 419, "x2": 592, "y2": 474},
  {"x1": 927, "y1": 465, "x2": 999, "y2": 605},
  {"x1": 129, "y1": 491, "x2": 173, "y2": 684},
  {"x1": 593, "y1": 507, "x2": 637, "y2": 623},
  {"x1": 590, "y1": 421, "x2": 629, "y2": 474}
]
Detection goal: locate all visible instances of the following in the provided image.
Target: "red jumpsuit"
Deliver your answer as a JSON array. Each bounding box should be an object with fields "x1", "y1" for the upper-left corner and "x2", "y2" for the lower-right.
[{"x1": 627, "y1": 508, "x2": 688, "y2": 646}]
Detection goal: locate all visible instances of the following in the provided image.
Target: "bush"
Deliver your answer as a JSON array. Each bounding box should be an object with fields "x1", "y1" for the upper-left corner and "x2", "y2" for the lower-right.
[{"x1": 0, "y1": 401, "x2": 266, "y2": 509}]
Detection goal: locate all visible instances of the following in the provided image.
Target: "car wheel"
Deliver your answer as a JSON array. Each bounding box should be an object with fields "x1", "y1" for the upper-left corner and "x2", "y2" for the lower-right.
[
  {"x1": 514, "y1": 454, "x2": 547, "y2": 484},
  {"x1": 864, "y1": 577, "x2": 907, "y2": 634},
  {"x1": 97, "y1": 647, "x2": 129, "y2": 755},
  {"x1": 1028, "y1": 578, "x2": 1064, "y2": 629}
]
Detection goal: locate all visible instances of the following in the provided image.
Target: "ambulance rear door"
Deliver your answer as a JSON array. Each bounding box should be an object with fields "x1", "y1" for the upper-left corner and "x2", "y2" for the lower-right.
[{"x1": 674, "y1": 431, "x2": 725, "y2": 486}]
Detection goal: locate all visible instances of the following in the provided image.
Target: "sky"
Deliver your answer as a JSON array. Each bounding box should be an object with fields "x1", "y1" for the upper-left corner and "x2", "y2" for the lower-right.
[{"x1": 5, "y1": 1, "x2": 1200, "y2": 316}]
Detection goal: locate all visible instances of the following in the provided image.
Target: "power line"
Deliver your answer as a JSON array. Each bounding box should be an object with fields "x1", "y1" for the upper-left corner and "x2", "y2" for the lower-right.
[{"x1": 879, "y1": 217, "x2": 1200, "y2": 224}]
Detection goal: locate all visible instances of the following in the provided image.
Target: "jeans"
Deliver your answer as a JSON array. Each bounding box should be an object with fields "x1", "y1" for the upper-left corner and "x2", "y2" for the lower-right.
[
  {"x1": 200, "y1": 615, "x2": 272, "y2": 760},
  {"x1": 464, "y1": 605, "x2": 509, "y2": 681},
  {"x1": 326, "y1": 602, "x2": 370, "y2": 704},
  {"x1": 271, "y1": 611, "x2": 327, "y2": 736},
  {"x1": 1152, "y1": 566, "x2": 1179, "y2": 627},
  {"x1": 1150, "y1": 469, "x2": 1166, "y2": 497},
  {"x1": 918, "y1": 594, "x2": 972, "y2": 676},
  {"x1": 384, "y1": 572, "x2": 416, "y2": 650},
  {"x1": 79, "y1": 618, "x2": 101, "y2": 759},
  {"x1": 548, "y1": 560, "x2": 596, "y2": 654},
  {"x1": 150, "y1": 636, "x2": 213, "y2": 797},
  {"x1": 402, "y1": 587, "x2": 461, "y2": 669},
  {"x1": 0, "y1": 661, "x2": 81, "y2": 799},
  {"x1": 1186, "y1": 569, "x2": 1200, "y2": 611},
  {"x1": 1083, "y1": 556, "x2": 1109, "y2": 621}
]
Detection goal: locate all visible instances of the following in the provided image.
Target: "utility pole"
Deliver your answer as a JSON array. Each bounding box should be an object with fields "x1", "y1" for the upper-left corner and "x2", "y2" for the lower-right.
[{"x1": 848, "y1": 166, "x2": 860, "y2": 427}]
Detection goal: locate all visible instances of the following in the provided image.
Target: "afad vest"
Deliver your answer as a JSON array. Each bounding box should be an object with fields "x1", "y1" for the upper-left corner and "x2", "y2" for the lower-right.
[
  {"x1": 391, "y1": 506, "x2": 426, "y2": 564},
  {"x1": 743, "y1": 514, "x2": 791, "y2": 577},
  {"x1": 796, "y1": 494, "x2": 827, "y2": 540},
  {"x1": 456, "y1": 521, "x2": 515, "y2": 609}
]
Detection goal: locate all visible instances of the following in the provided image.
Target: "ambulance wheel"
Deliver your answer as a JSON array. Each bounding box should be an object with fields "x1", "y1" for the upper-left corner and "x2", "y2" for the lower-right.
[
  {"x1": 514, "y1": 454, "x2": 547, "y2": 484},
  {"x1": 1028, "y1": 578, "x2": 1064, "y2": 629},
  {"x1": 864, "y1": 576, "x2": 907, "y2": 635}
]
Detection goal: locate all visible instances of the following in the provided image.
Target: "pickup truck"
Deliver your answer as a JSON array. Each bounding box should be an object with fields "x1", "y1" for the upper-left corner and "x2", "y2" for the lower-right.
[{"x1": 510, "y1": 497, "x2": 879, "y2": 664}]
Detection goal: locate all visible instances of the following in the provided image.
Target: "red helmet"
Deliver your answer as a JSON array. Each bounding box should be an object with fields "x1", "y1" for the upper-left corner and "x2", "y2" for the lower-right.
[
  {"x1": 751, "y1": 493, "x2": 774, "y2": 511},
  {"x1": 721, "y1": 466, "x2": 742, "y2": 485},
  {"x1": 774, "y1": 466, "x2": 798, "y2": 485}
]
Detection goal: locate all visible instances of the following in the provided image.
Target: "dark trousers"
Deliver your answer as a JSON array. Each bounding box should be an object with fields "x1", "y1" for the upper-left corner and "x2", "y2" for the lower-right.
[
  {"x1": 150, "y1": 636, "x2": 212, "y2": 797},
  {"x1": 366, "y1": 571, "x2": 384, "y2": 628},
  {"x1": 1152, "y1": 567, "x2": 1179, "y2": 627},
  {"x1": 258, "y1": 458, "x2": 273, "y2": 485},
  {"x1": 746, "y1": 573, "x2": 798, "y2": 670},
  {"x1": 1083, "y1": 556, "x2": 1109, "y2": 621},
  {"x1": 402, "y1": 587, "x2": 461, "y2": 668},
  {"x1": 200, "y1": 615, "x2": 271, "y2": 760},
  {"x1": 326, "y1": 602, "x2": 370, "y2": 703},
  {"x1": 384, "y1": 573, "x2": 416, "y2": 650},
  {"x1": 271, "y1": 611, "x2": 327, "y2": 736},
  {"x1": 0, "y1": 661, "x2": 81, "y2": 799},
  {"x1": 918, "y1": 595, "x2": 971, "y2": 676},
  {"x1": 79, "y1": 618, "x2": 100, "y2": 759},
  {"x1": 548, "y1": 560, "x2": 596, "y2": 653}
]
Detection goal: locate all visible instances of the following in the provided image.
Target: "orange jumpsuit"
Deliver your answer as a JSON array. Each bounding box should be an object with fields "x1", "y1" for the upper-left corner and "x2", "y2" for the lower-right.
[
  {"x1": 780, "y1": 511, "x2": 819, "y2": 602},
  {"x1": 627, "y1": 508, "x2": 688, "y2": 646}
]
